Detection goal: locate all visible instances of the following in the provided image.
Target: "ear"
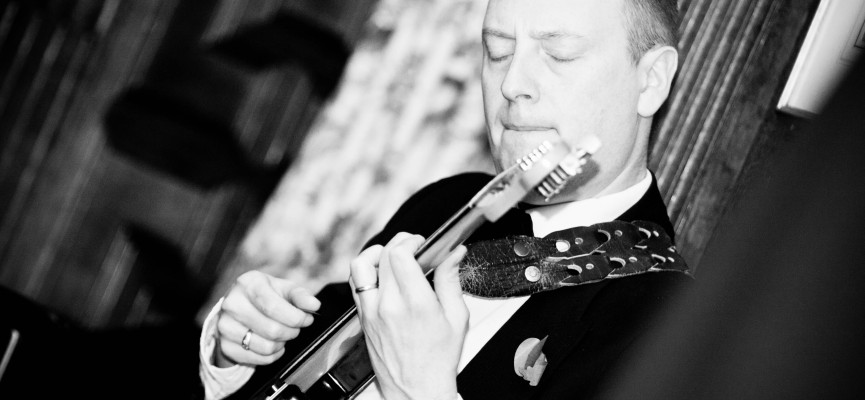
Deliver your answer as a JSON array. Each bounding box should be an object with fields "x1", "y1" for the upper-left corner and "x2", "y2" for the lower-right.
[{"x1": 637, "y1": 45, "x2": 679, "y2": 118}]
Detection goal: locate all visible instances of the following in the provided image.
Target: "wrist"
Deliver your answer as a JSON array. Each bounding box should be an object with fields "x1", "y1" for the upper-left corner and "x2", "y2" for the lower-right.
[{"x1": 213, "y1": 336, "x2": 239, "y2": 368}]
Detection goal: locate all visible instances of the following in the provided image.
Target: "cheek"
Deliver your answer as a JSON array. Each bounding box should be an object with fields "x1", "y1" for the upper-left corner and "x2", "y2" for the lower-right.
[
  {"x1": 550, "y1": 77, "x2": 640, "y2": 170},
  {"x1": 481, "y1": 71, "x2": 504, "y2": 143},
  {"x1": 555, "y1": 64, "x2": 638, "y2": 127}
]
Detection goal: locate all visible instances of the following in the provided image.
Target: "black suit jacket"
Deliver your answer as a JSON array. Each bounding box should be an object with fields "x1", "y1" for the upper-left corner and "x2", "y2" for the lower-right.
[{"x1": 233, "y1": 172, "x2": 690, "y2": 399}]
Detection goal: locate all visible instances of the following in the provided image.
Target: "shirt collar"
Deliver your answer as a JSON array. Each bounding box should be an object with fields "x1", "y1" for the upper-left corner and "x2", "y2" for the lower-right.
[{"x1": 526, "y1": 170, "x2": 652, "y2": 237}]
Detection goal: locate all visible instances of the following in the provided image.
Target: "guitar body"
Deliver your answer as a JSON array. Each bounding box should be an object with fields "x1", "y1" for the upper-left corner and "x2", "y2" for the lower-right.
[{"x1": 247, "y1": 138, "x2": 599, "y2": 400}]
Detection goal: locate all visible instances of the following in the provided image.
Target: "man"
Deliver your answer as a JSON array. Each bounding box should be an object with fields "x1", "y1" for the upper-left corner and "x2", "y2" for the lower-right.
[{"x1": 199, "y1": 0, "x2": 686, "y2": 398}]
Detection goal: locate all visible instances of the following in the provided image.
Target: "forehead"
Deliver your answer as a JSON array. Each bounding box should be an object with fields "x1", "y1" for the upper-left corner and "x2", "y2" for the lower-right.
[{"x1": 483, "y1": 0, "x2": 627, "y2": 37}]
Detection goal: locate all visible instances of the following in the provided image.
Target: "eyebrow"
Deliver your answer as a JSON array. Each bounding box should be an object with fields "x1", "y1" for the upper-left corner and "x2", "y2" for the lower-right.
[
  {"x1": 481, "y1": 28, "x2": 514, "y2": 40},
  {"x1": 481, "y1": 28, "x2": 584, "y2": 42},
  {"x1": 531, "y1": 30, "x2": 585, "y2": 41}
]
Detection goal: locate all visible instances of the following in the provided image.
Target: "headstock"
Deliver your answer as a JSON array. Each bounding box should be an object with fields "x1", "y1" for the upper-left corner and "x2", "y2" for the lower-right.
[
  {"x1": 415, "y1": 136, "x2": 600, "y2": 270},
  {"x1": 473, "y1": 136, "x2": 601, "y2": 222}
]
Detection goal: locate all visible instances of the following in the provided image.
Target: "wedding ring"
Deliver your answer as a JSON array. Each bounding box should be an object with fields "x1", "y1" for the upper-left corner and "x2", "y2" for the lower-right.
[
  {"x1": 241, "y1": 329, "x2": 253, "y2": 351},
  {"x1": 354, "y1": 283, "x2": 379, "y2": 293}
]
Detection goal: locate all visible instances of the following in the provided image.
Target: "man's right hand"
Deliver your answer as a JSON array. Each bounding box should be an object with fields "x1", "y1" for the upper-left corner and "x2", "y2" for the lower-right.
[{"x1": 214, "y1": 270, "x2": 321, "y2": 367}]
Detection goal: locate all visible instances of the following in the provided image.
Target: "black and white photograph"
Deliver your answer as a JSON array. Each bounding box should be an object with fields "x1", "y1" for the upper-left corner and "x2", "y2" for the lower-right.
[{"x1": 1, "y1": 1, "x2": 863, "y2": 399}]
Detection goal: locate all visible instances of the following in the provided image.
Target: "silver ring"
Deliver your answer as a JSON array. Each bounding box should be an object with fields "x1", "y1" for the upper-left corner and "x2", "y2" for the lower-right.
[
  {"x1": 241, "y1": 329, "x2": 253, "y2": 351},
  {"x1": 354, "y1": 283, "x2": 379, "y2": 293}
]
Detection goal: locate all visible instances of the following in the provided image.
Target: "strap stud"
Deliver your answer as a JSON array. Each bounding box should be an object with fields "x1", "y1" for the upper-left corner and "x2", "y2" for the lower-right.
[
  {"x1": 525, "y1": 266, "x2": 541, "y2": 282},
  {"x1": 514, "y1": 241, "x2": 531, "y2": 257},
  {"x1": 555, "y1": 240, "x2": 570, "y2": 252}
]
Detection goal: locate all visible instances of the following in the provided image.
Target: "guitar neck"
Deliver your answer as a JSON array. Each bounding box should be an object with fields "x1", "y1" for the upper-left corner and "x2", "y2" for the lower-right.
[{"x1": 415, "y1": 201, "x2": 487, "y2": 275}]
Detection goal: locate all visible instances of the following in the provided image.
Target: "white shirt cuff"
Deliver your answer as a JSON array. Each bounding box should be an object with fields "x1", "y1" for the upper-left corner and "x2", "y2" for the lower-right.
[{"x1": 199, "y1": 297, "x2": 256, "y2": 400}]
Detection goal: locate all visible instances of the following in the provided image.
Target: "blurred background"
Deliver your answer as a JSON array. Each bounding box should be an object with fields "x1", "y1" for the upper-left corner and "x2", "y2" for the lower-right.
[{"x1": 0, "y1": 0, "x2": 838, "y2": 397}]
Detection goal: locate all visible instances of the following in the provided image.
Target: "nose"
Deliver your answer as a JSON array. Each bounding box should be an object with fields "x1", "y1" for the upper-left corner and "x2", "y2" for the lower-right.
[{"x1": 501, "y1": 49, "x2": 539, "y2": 103}]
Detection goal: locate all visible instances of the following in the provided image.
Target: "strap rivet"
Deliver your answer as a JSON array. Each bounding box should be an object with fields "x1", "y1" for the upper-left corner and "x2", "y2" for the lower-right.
[
  {"x1": 513, "y1": 241, "x2": 530, "y2": 257},
  {"x1": 525, "y1": 266, "x2": 541, "y2": 282},
  {"x1": 628, "y1": 256, "x2": 638, "y2": 263},
  {"x1": 614, "y1": 230, "x2": 623, "y2": 236},
  {"x1": 555, "y1": 240, "x2": 570, "y2": 252},
  {"x1": 574, "y1": 237, "x2": 583, "y2": 245},
  {"x1": 586, "y1": 263, "x2": 594, "y2": 270}
]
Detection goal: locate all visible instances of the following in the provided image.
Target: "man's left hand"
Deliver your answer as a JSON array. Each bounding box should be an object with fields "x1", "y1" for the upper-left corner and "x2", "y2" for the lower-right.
[{"x1": 350, "y1": 232, "x2": 468, "y2": 400}]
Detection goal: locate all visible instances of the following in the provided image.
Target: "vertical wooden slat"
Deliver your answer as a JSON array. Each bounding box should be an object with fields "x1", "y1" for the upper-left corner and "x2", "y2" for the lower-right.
[
  {"x1": 21, "y1": 0, "x2": 178, "y2": 302},
  {"x1": 85, "y1": 226, "x2": 136, "y2": 327},
  {"x1": 0, "y1": 2, "x2": 22, "y2": 83},
  {"x1": 0, "y1": 10, "x2": 43, "y2": 141},
  {"x1": 0, "y1": 28, "x2": 90, "y2": 263},
  {"x1": 666, "y1": 1, "x2": 769, "y2": 214}
]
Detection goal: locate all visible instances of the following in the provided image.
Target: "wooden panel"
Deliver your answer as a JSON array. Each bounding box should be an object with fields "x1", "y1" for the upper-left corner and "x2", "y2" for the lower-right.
[
  {"x1": 0, "y1": 0, "x2": 184, "y2": 326},
  {"x1": 650, "y1": 0, "x2": 820, "y2": 270},
  {"x1": 0, "y1": 0, "x2": 374, "y2": 328}
]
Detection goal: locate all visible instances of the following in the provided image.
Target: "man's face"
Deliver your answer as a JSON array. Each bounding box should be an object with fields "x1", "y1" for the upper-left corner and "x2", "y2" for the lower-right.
[{"x1": 482, "y1": 0, "x2": 648, "y2": 203}]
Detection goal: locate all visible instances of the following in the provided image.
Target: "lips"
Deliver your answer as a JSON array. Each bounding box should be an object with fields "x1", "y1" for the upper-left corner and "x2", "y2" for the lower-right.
[
  {"x1": 502, "y1": 122, "x2": 552, "y2": 131},
  {"x1": 504, "y1": 126, "x2": 550, "y2": 132}
]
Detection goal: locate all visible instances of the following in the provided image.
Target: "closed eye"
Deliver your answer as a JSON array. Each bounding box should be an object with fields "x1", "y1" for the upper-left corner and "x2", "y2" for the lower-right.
[
  {"x1": 549, "y1": 54, "x2": 578, "y2": 63},
  {"x1": 489, "y1": 53, "x2": 512, "y2": 63},
  {"x1": 483, "y1": 32, "x2": 514, "y2": 64}
]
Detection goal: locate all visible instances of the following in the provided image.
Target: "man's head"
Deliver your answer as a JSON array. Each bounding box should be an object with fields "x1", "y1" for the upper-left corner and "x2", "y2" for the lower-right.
[{"x1": 481, "y1": 0, "x2": 679, "y2": 204}]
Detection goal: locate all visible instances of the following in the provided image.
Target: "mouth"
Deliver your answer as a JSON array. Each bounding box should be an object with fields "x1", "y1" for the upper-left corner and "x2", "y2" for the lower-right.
[
  {"x1": 496, "y1": 127, "x2": 561, "y2": 168},
  {"x1": 502, "y1": 122, "x2": 553, "y2": 132}
]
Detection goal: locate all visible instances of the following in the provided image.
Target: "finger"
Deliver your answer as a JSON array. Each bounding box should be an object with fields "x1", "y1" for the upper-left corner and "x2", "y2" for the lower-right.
[
  {"x1": 350, "y1": 245, "x2": 382, "y2": 316},
  {"x1": 387, "y1": 235, "x2": 435, "y2": 301},
  {"x1": 238, "y1": 273, "x2": 315, "y2": 329},
  {"x1": 270, "y1": 278, "x2": 321, "y2": 315},
  {"x1": 434, "y1": 245, "x2": 469, "y2": 324},
  {"x1": 219, "y1": 334, "x2": 285, "y2": 366},
  {"x1": 221, "y1": 289, "x2": 304, "y2": 342},
  {"x1": 378, "y1": 232, "x2": 417, "y2": 292},
  {"x1": 217, "y1": 313, "x2": 296, "y2": 357}
]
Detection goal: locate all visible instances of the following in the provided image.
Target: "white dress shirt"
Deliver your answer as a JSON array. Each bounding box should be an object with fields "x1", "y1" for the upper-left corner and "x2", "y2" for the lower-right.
[{"x1": 200, "y1": 171, "x2": 652, "y2": 400}]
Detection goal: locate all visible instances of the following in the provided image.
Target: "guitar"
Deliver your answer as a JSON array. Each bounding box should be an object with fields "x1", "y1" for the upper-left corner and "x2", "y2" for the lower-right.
[{"x1": 250, "y1": 136, "x2": 601, "y2": 400}]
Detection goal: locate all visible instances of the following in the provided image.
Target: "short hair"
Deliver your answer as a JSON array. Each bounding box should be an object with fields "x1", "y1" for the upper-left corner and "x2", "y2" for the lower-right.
[{"x1": 622, "y1": 0, "x2": 680, "y2": 62}]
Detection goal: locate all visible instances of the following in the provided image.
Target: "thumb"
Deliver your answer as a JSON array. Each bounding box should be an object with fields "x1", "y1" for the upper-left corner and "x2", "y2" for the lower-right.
[
  {"x1": 269, "y1": 275, "x2": 320, "y2": 313},
  {"x1": 434, "y1": 245, "x2": 469, "y2": 326}
]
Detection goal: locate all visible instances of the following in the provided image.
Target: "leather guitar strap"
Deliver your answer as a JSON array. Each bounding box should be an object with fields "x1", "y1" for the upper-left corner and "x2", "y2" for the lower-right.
[{"x1": 459, "y1": 220, "x2": 691, "y2": 298}]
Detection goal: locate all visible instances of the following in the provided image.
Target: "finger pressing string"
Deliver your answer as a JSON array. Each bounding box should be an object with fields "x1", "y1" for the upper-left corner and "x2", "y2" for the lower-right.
[{"x1": 350, "y1": 245, "x2": 383, "y2": 315}]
